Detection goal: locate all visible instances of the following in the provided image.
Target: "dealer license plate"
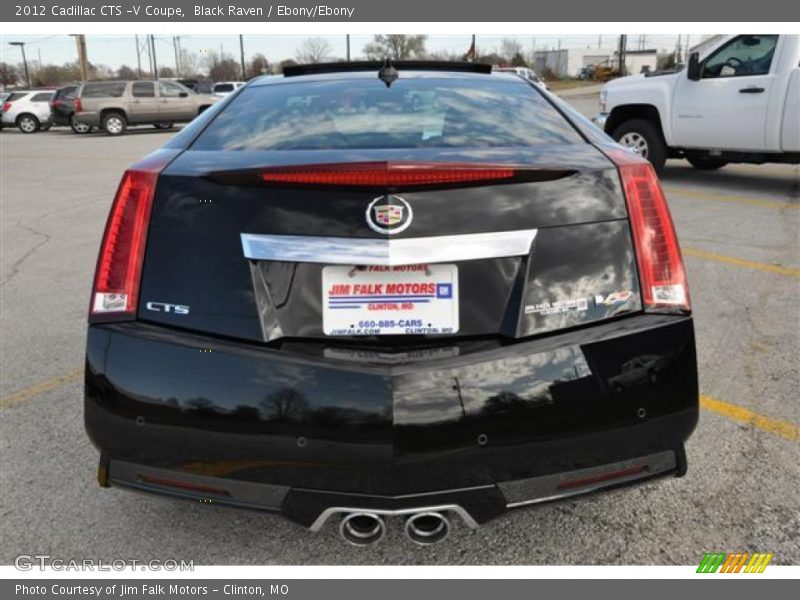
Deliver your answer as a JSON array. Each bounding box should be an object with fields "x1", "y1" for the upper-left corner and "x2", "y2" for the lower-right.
[{"x1": 322, "y1": 264, "x2": 459, "y2": 336}]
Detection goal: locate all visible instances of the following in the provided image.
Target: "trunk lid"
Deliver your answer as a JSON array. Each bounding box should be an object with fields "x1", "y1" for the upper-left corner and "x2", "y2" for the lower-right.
[{"x1": 138, "y1": 145, "x2": 642, "y2": 345}]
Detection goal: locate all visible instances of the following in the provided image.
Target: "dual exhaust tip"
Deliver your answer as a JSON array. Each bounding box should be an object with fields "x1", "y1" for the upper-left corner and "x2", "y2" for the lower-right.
[{"x1": 339, "y1": 511, "x2": 451, "y2": 546}]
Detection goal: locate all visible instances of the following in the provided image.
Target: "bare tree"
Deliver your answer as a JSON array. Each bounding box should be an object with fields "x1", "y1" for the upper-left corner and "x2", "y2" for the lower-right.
[
  {"x1": 204, "y1": 50, "x2": 240, "y2": 81},
  {"x1": 295, "y1": 37, "x2": 332, "y2": 64},
  {"x1": 0, "y1": 62, "x2": 19, "y2": 87},
  {"x1": 426, "y1": 50, "x2": 462, "y2": 61},
  {"x1": 158, "y1": 66, "x2": 175, "y2": 78},
  {"x1": 116, "y1": 65, "x2": 137, "y2": 80},
  {"x1": 179, "y1": 49, "x2": 200, "y2": 78},
  {"x1": 277, "y1": 59, "x2": 298, "y2": 73},
  {"x1": 499, "y1": 38, "x2": 524, "y2": 64},
  {"x1": 247, "y1": 53, "x2": 269, "y2": 79},
  {"x1": 364, "y1": 35, "x2": 427, "y2": 60}
]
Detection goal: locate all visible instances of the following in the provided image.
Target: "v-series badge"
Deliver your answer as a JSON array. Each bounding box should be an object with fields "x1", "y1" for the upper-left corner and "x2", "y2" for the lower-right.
[{"x1": 145, "y1": 301, "x2": 190, "y2": 315}]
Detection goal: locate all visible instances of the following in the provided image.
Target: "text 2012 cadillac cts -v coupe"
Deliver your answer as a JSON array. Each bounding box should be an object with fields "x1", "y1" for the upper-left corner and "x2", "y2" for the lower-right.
[{"x1": 85, "y1": 61, "x2": 698, "y2": 546}]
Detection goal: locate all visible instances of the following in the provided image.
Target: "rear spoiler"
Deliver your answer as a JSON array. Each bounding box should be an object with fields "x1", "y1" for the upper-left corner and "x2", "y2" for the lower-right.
[{"x1": 283, "y1": 61, "x2": 492, "y2": 77}]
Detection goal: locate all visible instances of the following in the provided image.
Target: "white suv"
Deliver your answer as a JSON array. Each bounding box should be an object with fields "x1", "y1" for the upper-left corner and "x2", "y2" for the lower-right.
[
  {"x1": 2, "y1": 90, "x2": 54, "y2": 133},
  {"x1": 211, "y1": 81, "x2": 245, "y2": 97}
]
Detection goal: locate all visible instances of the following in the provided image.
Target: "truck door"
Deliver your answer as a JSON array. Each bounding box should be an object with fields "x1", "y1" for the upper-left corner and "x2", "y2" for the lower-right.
[
  {"x1": 157, "y1": 81, "x2": 196, "y2": 122},
  {"x1": 672, "y1": 35, "x2": 779, "y2": 151},
  {"x1": 129, "y1": 82, "x2": 159, "y2": 123}
]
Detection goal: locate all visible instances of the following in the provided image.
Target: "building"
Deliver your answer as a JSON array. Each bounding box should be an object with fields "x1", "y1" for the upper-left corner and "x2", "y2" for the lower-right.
[
  {"x1": 620, "y1": 49, "x2": 659, "y2": 76},
  {"x1": 533, "y1": 48, "x2": 615, "y2": 78},
  {"x1": 533, "y1": 47, "x2": 658, "y2": 78}
]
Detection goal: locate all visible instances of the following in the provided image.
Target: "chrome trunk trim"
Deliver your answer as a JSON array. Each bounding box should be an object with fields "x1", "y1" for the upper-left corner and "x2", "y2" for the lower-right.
[{"x1": 241, "y1": 229, "x2": 538, "y2": 266}]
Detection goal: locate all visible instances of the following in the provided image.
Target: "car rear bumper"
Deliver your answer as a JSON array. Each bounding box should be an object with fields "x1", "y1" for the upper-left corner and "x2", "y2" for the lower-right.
[
  {"x1": 85, "y1": 314, "x2": 698, "y2": 529},
  {"x1": 50, "y1": 112, "x2": 72, "y2": 127}
]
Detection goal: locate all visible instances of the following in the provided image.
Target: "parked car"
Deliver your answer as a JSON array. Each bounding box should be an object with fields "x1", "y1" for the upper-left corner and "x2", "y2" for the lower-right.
[
  {"x1": 594, "y1": 34, "x2": 800, "y2": 172},
  {"x1": 212, "y1": 81, "x2": 245, "y2": 96},
  {"x1": 494, "y1": 66, "x2": 550, "y2": 90},
  {"x1": 85, "y1": 62, "x2": 698, "y2": 546},
  {"x1": 0, "y1": 92, "x2": 10, "y2": 129},
  {"x1": 75, "y1": 80, "x2": 218, "y2": 136},
  {"x1": 1, "y1": 90, "x2": 53, "y2": 133},
  {"x1": 50, "y1": 84, "x2": 93, "y2": 133}
]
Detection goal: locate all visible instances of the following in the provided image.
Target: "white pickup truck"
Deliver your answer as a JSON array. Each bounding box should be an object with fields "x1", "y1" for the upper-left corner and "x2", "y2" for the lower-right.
[{"x1": 593, "y1": 34, "x2": 800, "y2": 172}]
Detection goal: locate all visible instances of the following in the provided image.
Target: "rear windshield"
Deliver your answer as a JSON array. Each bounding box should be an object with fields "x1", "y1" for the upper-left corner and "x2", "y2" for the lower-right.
[
  {"x1": 192, "y1": 77, "x2": 583, "y2": 151},
  {"x1": 81, "y1": 82, "x2": 126, "y2": 98},
  {"x1": 214, "y1": 83, "x2": 235, "y2": 93},
  {"x1": 55, "y1": 86, "x2": 76, "y2": 99}
]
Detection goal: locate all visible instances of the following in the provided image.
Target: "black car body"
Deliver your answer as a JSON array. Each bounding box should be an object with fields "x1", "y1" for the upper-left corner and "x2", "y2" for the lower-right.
[
  {"x1": 85, "y1": 62, "x2": 698, "y2": 545},
  {"x1": 50, "y1": 84, "x2": 92, "y2": 133}
]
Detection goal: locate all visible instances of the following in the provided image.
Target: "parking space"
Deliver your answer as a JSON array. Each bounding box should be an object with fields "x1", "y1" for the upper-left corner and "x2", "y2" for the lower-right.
[{"x1": 1, "y1": 100, "x2": 798, "y2": 565}]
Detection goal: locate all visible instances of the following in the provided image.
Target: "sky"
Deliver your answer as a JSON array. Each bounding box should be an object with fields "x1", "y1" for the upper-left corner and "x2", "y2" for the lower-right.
[{"x1": 1, "y1": 34, "x2": 705, "y2": 72}]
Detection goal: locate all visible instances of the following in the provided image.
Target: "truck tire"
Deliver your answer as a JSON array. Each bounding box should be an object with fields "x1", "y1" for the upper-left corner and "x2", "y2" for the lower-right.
[
  {"x1": 102, "y1": 112, "x2": 127, "y2": 136},
  {"x1": 686, "y1": 155, "x2": 728, "y2": 171},
  {"x1": 70, "y1": 114, "x2": 92, "y2": 134},
  {"x1": 612, "y1": 119, "x2": 667, "y2": 174}
]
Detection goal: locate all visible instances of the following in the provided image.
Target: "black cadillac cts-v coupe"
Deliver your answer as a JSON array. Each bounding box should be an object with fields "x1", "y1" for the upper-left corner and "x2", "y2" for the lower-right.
[{"x1": 85, "y1": 61, "x2": 698, "y2": 545}]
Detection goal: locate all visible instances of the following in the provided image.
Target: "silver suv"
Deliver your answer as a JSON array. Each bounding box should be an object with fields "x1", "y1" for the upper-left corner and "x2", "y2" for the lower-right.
[{"x1": 75, "y1": 80, "x2": 218, "y2": 135}]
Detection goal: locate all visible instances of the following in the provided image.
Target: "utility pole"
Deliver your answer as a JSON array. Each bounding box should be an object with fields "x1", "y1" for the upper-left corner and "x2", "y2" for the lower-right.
[
  {"x1": 173, "y1": 36, "x2": 181, "y2": 77},
  {"x1": 346, "y1": 34, "x2": 350, "y2": 61},
  {"x1": 239, "y1": 34, "x2": 246, "y2": 80},
  {"x1": 8, "y1": 42, "x2": 30, "y2": 86},
  {"x1": 618, "y1": 34, "x2": 627, "y2": 75},
  {"x1": 72, "y1": 35, "x2": 89, "y2": 81},
  {"x1": 598, "y1": 34, "x2": 602, "y2": 48},
  {"x1": 150, "y1": 35, "x2": 158, "y2": 79}
]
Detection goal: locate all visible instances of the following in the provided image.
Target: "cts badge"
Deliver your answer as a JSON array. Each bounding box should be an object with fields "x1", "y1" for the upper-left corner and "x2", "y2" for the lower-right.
[
  {"x1": 146, "y1": 301, "x2": 190, "y2": 315},
  {"x1": 366, "y1": 195, "x2": 412, "y2": 235}
]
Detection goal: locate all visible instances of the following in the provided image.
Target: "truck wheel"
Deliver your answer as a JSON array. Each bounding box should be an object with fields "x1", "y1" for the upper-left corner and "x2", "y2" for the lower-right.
[
  {"x1": 102, "y1": 112, "x2": 127, "y2": 136},
  {"x1": 686, "y1": 155, "x2": 728, "y2": 171},
  {"x1": 612, "y1": 119, "x2": 667, "y2": 174},
  {"x1": 16, "y1": 114, "x2": 40, "y2": 134},
  {"x1": 70, "y1": 114, "x2": 92, "y2": 134}
]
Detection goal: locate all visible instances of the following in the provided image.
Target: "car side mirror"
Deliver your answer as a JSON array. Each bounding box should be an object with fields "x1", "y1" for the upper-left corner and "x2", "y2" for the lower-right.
[
  {"x1": 179, "y1": 92, "x2": 189, "y2": 97},
  {"x1": 687, "y1": 52, "x2": 701, "y2": 81}
]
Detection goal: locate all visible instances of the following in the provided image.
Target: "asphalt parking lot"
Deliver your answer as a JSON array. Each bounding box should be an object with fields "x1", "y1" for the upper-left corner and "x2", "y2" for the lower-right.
[{"x1": 1, "y1": 92, "x2": 798, "y2": 565}]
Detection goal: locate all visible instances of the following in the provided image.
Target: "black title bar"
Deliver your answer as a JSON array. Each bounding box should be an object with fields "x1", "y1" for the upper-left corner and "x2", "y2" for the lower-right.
[{"x1": 2, "y1": 0, "x2": 794, "y2": 22}]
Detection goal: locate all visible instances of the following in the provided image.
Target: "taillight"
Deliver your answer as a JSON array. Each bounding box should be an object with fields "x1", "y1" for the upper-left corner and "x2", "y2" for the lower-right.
[
  {"x1": 2, "y1": 102, "x2": 10, "y2": 113},
  {"x1": 74, "y1": 97, "x2": 82, "y2": 112},
  {"x1": 260, "y1": 162, "x2": 517, "y2": 187},
  {"x1": 606, "y1": 148, "x2": 690, "y2": 312},
  {"x1": 89, "y1": 151, "x2": 177, "y2": 322}
]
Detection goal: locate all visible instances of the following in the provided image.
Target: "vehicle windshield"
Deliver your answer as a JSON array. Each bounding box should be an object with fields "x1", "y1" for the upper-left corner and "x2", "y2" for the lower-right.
[{"x1": 192, "y1": 76, "x2": 583, "y2": 151}]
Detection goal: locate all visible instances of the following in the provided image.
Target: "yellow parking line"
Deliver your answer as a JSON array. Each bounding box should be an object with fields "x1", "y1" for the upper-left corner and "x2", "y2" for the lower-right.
[
  {"x1": 663, "y1": 187, "x2": 799, "y2": 210},
  {"x1": 700, "y1": 395, "x2": 800, "y2": 443},
  {"x1": 682, "y1": 247, "x2": 800, "y2": 278},
  {"x1": 0, "y1": 368, "x2": 83, "y2": 410}
]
